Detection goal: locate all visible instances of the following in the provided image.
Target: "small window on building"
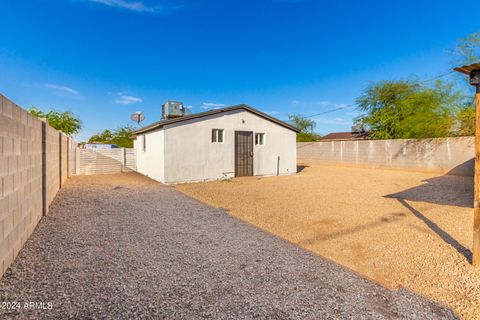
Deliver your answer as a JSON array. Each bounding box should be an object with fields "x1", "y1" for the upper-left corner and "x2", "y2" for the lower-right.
[
  {"x1": 143, "y1": 135, "x2": 147, "y2": 152},
  {"x1": 255, "y1": 133, "x2": 265, "y2": 145},
  {"x1": 212, "y1": 129, "x2": 224, "y2": 143}
]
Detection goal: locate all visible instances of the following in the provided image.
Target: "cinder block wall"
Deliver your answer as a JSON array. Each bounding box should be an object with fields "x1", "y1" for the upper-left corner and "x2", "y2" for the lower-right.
[
  {"x1": 61, "y1": 134, "x2": 68, "y2": 186},
  {"x1": 297, "y1": 137, "x2": 475, "y2": 176},
  {"x1": 44, "y1": 125, "x2": 60, "y2": 214},
  {"x1": 68, "y1": 139, "x2": 77, "y2": 176},
  {"x1": 0, "y1": 95, "x2": 43, "y2": 275},
  {"x1": 0, "y1": 94, "x2": 76, "y2": 275}
]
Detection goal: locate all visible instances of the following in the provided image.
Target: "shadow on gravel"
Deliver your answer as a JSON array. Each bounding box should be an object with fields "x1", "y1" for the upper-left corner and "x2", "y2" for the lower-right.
[
  {"x1": 386, "y1": 161, "x2": 473, "y2": 208},
  {"x1": 299, "y1": 212, "x2": 406, "y2": 246},
  {"x1": 384, "y1": 161, "x2": 473, "y2": 262},
  {"x1": 395, "y1": 198, "x2": 472, "y2": 263}
]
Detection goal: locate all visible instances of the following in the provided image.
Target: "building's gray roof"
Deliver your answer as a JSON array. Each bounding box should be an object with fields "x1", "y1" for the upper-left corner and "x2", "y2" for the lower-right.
[{"x1": 133, "y1": 104, "x2": 300, "y2": 135}]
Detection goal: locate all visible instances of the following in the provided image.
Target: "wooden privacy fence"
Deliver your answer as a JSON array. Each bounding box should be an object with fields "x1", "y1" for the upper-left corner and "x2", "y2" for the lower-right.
[{"x1": 77, "y1": 148, "x2": 136, "y2": 175}]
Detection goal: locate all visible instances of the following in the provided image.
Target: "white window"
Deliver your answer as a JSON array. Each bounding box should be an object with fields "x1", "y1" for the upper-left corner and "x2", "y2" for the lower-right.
[
  {"x1": 212, "y1": 129, "x2": 224, "y2": 143},
  {"x1": 143, "y1": 135, "x2": 146, "y2": 152},
  {"x1": 255, "y1": 133, "x2": 265, "y2": 145}
]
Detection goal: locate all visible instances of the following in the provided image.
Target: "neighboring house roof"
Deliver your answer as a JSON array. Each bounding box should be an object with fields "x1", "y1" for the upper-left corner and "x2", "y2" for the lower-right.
[
  {"x1": 134, "y1": 104, "x2": 300, "y2": 136},
  {"x1": 321, "y1": 131, "x2": 370, "y2": 141}
]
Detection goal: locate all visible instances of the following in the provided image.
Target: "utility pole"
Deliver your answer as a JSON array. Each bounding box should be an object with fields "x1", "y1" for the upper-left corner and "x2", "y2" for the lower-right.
[{"x1": 454, "y1": 63, "x2": 480, "y2": 266}]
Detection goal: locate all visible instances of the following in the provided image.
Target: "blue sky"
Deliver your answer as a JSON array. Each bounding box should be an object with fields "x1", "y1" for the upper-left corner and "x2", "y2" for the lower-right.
[{"x1": 0, "y1": 0, "x2": 478, "y2": 141}]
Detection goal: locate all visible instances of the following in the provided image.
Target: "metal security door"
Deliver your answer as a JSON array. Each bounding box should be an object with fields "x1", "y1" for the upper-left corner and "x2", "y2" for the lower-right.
[{"x1": 235, "y1": 131, "x2": 254, "y2": 177}]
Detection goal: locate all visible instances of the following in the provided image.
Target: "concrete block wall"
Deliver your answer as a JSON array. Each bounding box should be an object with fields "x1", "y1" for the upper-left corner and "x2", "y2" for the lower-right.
[
  {"x1": 0, "y1": 94, "x2": 75, "y2": 276},
  {"x1": 61, "y1": 134, "x2": 68, "y2": 186},
  {"x1": 68, "y1": 139, "x2": 78, "y2": 176},
  {"x1": 0, "y1": 95, "x2": 43, "y2": 276},
  {"x1": 44, "y1": 125, "x2": 60, "y2": 215},
  {"x1": 297, "y1": 137, "x2": 475, "y2": 176}
]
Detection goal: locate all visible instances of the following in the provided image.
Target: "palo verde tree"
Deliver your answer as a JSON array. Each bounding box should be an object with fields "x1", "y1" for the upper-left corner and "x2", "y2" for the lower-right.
[
  {"x1": 450, "y1": 32, "x2": 480, "y2": 136},
  {"x1": 88, "y1": 125, "x2": 136, "y2": 148},
  {"x1": 29, "y1": 107, "x2": 82, "y2": 136},
  {"x1": 354, "y1": 79, "x2": 462, "y2": 139},
  {"x1": 88, "y1": 130, "x2": 114, "y2": 144},
  {"x1": 287, "y1": 114, "x2": 320, "y2": 142},
  {"x1": 451, "y1": 32, "x2": 480, "y2": 66},
  {"x1": 354, "y1": 31, "x2": 480, "y2": 139},
  {"x1": 110, "y1": 125, "x2": 136, "y2": 148}
]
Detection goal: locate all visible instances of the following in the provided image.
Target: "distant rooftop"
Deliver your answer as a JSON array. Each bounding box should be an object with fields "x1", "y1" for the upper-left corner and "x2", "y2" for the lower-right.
[{"x1": 321, "y1": 131, "x2": 370, "y2": 141}]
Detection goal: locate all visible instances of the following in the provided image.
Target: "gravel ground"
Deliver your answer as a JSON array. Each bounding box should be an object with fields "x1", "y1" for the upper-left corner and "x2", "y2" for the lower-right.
[
  {"x1": 0, "y1": 173, "x2": 456, "y2": 319},
  {"x1": 176, "y1": 163, "x2": 480, "y2": 320}
]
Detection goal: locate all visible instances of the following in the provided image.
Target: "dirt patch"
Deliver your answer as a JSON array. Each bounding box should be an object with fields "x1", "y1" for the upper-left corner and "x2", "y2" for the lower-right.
[
  {"x1": 176, "y1": 163, "x2": 480, "y2": 319},
  {"x1": 67, "y1": 172, "x2": 160, "y2": 187}
]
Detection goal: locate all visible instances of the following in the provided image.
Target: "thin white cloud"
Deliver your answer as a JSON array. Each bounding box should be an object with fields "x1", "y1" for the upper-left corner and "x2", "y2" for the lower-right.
[
  {"x1": 202, "y1": 102, "x2": 226, "y2": 110},
  {"x1": 45, "y1": 83, "x2": 82, "y2": 98},
  {"x1": 88, "y1": 0, "x2": 157, "y2": 12},
  {"x1": 266, "y1": 111, "x2": 281, "y2": 116},
  {"x1": 115, "y1": 93, "x2": 143, "y2": 105},
  {"x1": 318, "y1": 101, "x2": 331, "y2": 106},
  {"x1": 314, "y1": 101, "x2": 349, "y2": 108}
]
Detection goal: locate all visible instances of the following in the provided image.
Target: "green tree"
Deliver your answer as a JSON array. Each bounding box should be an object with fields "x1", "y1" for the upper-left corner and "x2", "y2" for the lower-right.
[
  {"x1": 111, "y1": 125, "x2": 136, "y2": 148},
  {"x1": 288, "y1": 114, "x2": 316, "y2": 132},
  {"x1": 88, "y1": 130, "x2": 113, "y2": 144},
  {"x1": 456, "y1": 104, "x2": 475, "y2": 136},
  {"x1": 88, "y1": 125, "x2": 135, "y2": 148},
  {"x1": 452, "y1": 32, "x2": 480, "y2": 66},
  {"x1": 29, "y1": 107, "x2": 82, "y2": 136},
  {"x1": 450, "y1": 31, "x2": 480, "y2": 135},
  {"x1": 287, "y1": 114, "x2": 319, "y2": 142},
  {"x1": 355, "y1": 80, "x2": 462, "y2": 139}
]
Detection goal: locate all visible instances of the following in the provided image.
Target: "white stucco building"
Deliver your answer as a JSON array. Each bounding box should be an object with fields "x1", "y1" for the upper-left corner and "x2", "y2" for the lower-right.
[{"x1": 133, "y1": 104, "x2": 299, "y2": 184}]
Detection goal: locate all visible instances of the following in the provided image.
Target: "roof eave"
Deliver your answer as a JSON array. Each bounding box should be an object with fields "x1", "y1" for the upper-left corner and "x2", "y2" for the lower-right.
[
  {"x1": 133, "y1": 104, "x2": 300, "y2": 135},
  {"x1": 454, "y1": 62, "x2": 480, "y2": 75}
]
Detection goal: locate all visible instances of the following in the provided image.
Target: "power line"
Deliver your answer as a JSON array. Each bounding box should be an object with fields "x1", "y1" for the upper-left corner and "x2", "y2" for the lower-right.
[
  {"x1": 299, "y1": 70, "x2": 456, "y2": 119},
  {"x1": 305, "y1": 104, "x2": 357, "y2": 118},
  {"x1": 419, "y1": 70, "x2": 455, "y2": 84}
]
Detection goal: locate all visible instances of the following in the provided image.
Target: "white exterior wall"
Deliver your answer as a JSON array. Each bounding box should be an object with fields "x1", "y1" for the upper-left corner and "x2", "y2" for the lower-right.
[
  {"x1": 134, "y1": 129, "x2": 165, "y2": 182},
  {"x1": 161, "y1": 109, "x2": 297, "y2": 184},
  {"x1": 134, "y1": 109, "x2": 297, "y2": 184}
]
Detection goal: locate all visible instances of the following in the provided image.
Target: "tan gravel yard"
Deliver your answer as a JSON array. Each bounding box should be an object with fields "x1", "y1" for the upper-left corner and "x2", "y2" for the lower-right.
[
  {"x1": 176, "y1": 163, "x2": 480, "y2": 320},
  {"x1": 0, "y1": 172, "x2": 455, "y2": 319}
]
